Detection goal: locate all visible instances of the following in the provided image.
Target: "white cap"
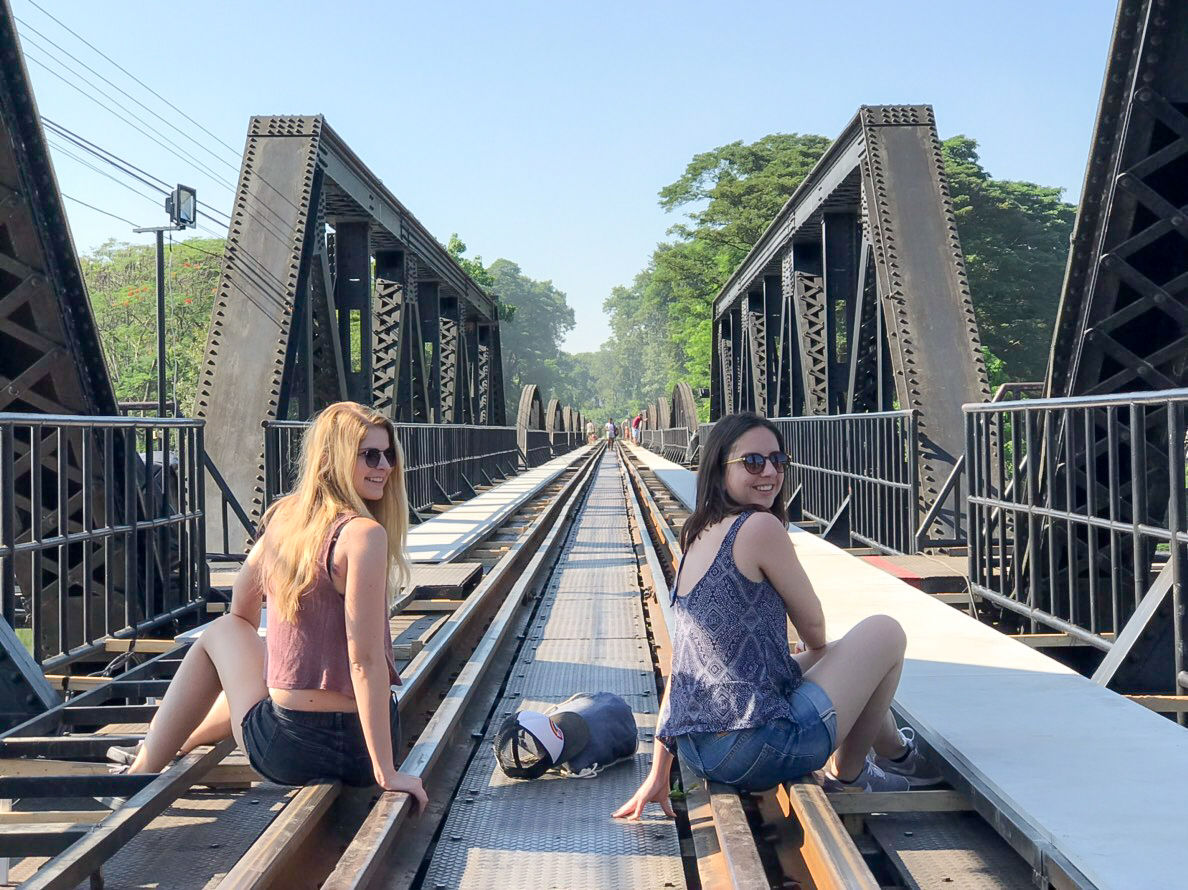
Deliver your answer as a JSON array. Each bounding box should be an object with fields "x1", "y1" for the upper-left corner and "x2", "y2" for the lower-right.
[{"x1": 514, "y1": 710, "x2": 565, "y2": 764}]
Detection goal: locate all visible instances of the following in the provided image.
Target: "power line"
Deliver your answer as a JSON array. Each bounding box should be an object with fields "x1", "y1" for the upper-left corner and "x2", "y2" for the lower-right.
[
  {"x1": 43, "y1": 118, "x2": 235, "y2": 227},
  {"x1": 21, "y1": 47, "x2": 236, "y2": 194},
  {"x1": 43, "y1": 119, "x2": 235, "y2": 232},
  {"x1": 46, "y1": 130, "x2": 170, "y2": 199},
  {"x1": 48, "y1": 137, "x2": 168, "y2": 212},
  {"x1": 17, "y1": 6, "x2": 308, "y2": 251},
  {"x1": 44, "y1": 116, "x2": 172, "y2": 190},
  {"x1": 16, "y1": 17, "x2": 240, "y2": 173},
  {"x1": 61, "y1": 192, "x2": 140, "y2": 227},
  {"x1": 25, "y1": 0, "x2": 241, "y2": 158}
]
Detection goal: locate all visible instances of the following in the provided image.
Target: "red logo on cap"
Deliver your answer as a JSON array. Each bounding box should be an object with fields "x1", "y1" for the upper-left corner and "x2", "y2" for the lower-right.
[{"x1": 549, "y1": 719, "x2": 563, "y2": 741}]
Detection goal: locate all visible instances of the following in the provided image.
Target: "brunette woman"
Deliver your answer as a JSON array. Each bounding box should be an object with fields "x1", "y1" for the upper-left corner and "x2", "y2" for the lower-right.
[{"x1": 616, "y1": 412, "x2": 936, "y2": 818}]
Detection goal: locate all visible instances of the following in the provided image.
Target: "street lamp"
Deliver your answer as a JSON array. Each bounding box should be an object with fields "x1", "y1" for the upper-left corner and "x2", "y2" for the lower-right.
[{"x1": 133, "y1": 185, "x2": 197, "y2": 417}]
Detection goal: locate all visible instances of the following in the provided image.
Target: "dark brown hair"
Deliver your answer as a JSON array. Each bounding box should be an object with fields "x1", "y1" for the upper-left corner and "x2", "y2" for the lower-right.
[{"x1": 679, "y1": 412, "x2": 788, "y2": 552}]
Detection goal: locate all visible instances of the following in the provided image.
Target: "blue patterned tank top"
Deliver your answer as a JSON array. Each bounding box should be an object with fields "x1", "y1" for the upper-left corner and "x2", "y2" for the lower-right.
[{"x1": 658, "y1": 512, "x2": 803, "y2": 744}]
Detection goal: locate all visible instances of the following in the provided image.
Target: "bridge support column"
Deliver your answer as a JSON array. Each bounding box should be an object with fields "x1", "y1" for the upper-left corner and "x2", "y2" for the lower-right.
[
  {"x1": 334, "y1": 221, "x2": 372, "y2": 406},
  {"x1": 822, "y1": 211, "x2": 860, "y2": 414}
]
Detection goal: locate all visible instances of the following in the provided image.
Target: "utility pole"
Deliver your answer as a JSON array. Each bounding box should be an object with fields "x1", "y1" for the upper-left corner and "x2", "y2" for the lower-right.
[{"x1": 133, "y1": 184, "x2": 196, "y2": 417}]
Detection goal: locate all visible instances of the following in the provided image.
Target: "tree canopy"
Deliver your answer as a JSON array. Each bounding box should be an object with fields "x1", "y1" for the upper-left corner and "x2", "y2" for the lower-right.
[
  {"x1": 585, "y1": 130, "x2": 1076, "y2": 420},
  {"x1": 82, "y1": 238, "x2": 221, "y2": 412}
]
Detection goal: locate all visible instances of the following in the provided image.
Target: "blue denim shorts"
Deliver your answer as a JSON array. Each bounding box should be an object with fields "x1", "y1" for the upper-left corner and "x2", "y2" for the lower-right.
[
  {"x1": 675, "y1": 680, "x2": 837, "y2": 792},
  {"x1": 242, "y1": 695, "x2": 399, "y2": 787}
]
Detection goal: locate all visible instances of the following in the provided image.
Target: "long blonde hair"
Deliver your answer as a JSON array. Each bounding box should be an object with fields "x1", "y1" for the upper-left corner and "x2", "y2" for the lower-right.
[{"x1": 260, "y1": 401, "x2": 411, "y2": 623}]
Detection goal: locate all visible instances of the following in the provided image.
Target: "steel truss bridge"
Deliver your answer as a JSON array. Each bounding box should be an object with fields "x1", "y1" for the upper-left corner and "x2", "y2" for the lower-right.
[
  {"x1": 642, "y1": 0, "x2": 1188, "y2": 703},
  {"x1": 0, "y1": 0, "x2": 1186, "y2": 888}
]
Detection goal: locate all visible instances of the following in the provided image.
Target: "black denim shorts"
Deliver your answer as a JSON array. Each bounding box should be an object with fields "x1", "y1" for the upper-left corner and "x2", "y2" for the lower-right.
[{"x1": 241, "y1": 695, "x2": 399, "y2": 787}]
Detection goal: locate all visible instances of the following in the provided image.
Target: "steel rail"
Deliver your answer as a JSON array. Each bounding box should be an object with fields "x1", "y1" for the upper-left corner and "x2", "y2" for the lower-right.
[
  {"x1": 321, "y1": 443, "x2": 605, "y2": 889},
  {"x1": 618, "y1": 449, "x2": 739, "y2": 890},
  {"x1": 619, "y1": 443, "x2": 881, "y2": 890}
]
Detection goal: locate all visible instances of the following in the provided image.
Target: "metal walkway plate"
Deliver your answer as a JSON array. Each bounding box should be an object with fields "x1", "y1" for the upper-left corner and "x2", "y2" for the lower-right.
[
  {"x1": 407, "y1": 446, "x2": 594, "y2": 563},
  {"x1": 423, "y1": 453, "x2": 683, "y2": 889},
  {"x1": 867, "y1": 812, "x2": 1034, "y2": 889}
]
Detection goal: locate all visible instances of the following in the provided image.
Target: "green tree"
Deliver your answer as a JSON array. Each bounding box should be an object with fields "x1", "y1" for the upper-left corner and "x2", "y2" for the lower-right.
[
  {"x1": 602, "y1": 131, "x2": 1076, "y2": 411},
  {"x1": 598, "y1": 134, "x2": 831, "y2": 415},
  {"x1": 82, "y1": 238, "x2": 222, "y2": 413},
  {"x1": 941, "y1": 136, "x2": 1075, "y2": 381},
  {"x1": 486, "y1": 258, "x2": 577, "y2": 415}
]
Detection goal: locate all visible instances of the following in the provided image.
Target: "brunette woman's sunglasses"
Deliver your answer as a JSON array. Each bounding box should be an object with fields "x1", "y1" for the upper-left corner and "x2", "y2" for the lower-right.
[
  {"x1": 359, "y1": 447, "x2": 397, "y2": 469},
  {"x1": 725, "y1": 451, "x2": 791, "y2": 475}
]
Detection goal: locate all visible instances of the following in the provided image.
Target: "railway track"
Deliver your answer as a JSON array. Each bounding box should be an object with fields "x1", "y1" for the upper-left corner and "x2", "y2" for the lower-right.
[
  {"x1": 3, "y1": 442, "x2": 1049, "y2": 889},
  {"x1": 619, "y1": 442, "x2": 1049, "y2": 890},
  {"x1": 0, "y1": 445, "x2": 604, "y2": 889}
]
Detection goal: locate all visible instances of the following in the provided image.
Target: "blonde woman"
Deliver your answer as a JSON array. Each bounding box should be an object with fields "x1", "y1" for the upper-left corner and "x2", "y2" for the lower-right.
[{"x1": 125, "y1": 402, "x2": 427, "y2": 806}]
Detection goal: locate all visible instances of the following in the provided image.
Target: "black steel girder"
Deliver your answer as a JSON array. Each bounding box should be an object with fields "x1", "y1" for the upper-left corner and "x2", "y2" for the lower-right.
[
  {"x1": 712, "y1": 106, "x2": 990, "y2": 515},
  {"x1": 0, "y1": 1, "x2": 159, "y2": 686},
  {"x1": 195, "y1": 116, "x2": 506, "y2": 528},
  {"x1": 1040, "y1": 0, "x2": 1188, "y2": 694}
]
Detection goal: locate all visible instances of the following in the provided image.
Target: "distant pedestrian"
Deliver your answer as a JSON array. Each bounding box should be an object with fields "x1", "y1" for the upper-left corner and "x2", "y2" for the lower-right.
[
  {"x1": 605, "y1": 418, "x2": 617, "y2": 441},
  {"x1": 585, "y1": 419, "x2": 596, "y2": 444},
  {"x1": 631, "y1": 412, "x2": 643, "y2": 444}
]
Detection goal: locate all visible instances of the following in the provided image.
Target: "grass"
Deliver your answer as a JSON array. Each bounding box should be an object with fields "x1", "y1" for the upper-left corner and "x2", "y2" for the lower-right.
[{"x1": 15, "y1": 626, "x2": 32, "y2": 653}]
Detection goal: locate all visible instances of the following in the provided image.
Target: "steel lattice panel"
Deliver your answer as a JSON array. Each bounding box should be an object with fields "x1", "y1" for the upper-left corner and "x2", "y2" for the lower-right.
[
  {"x1": 0, "y1": 1, "x2": 148, "y2": 684},
  {"x1": 196, "y1": 116, "x2": 507, "y2": 529},
  {"x1": 712, "y1": 105, "x2": 990, "y2": 518},
  {"x1": 1036, "y1": 0, "x2": 1188, "y2": 693}
]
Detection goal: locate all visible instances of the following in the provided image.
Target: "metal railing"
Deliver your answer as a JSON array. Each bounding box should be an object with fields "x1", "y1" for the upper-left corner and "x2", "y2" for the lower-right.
[
  {"x1": 772, "y1": 411, "x2": 919, "y2": 554},
  {"x1": 521, "y1": 428, "x2": 552, "y2": 468},
  {"x1": 264, "y1": 422, "x2": 521, "y2": 513},
  {"x1": 0, "y1": 413, "x2": 207, "y2": 667},
  {"x1": 916, "y1": 382, "x2": 1044, "y2": 549},
  {"x1": 640, "y1": 426, "x2": 693, "y2": 464},
  {"x1": 966, "y1": 389, "x2": 1188, "y2": 672},
  {"x1": 203, "y1": 452, "x2": 256, "y2": 560}
]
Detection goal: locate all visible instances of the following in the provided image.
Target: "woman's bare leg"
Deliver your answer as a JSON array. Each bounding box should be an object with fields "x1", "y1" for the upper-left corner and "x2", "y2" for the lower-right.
[
  {"x1": 129, "y1": 615, "x2": 266, "y2": 773},
  {"x1": 804, "y1": 614, "x2": 907, "y2": 780},
  {"x1": 179, "y1": 693, "x2": 232, "y2": 754}
]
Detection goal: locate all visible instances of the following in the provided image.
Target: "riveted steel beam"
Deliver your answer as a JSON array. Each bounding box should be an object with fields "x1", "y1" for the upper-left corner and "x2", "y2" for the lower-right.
[
  {"x1": 197, "y1": 116, "x2": 505, "y2": 529},
  {"x1": 712, "y1": 106, "x2": 990, "y2": 519},
  {"x1": 1039, "y1": 0, "x2": 1188, "y2": 694}
]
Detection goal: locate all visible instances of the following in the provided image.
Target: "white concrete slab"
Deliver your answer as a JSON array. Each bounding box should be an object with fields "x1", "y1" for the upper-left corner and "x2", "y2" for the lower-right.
[
  {"x1": 626, "y1": 443, "x2": 697, "y2": 511},
  {"x1": 791, "y1": 528, "x2": 1188, "y2": 889},
  {"x1": 406, "y1": 445, "x2": 595, "y2": 563}
]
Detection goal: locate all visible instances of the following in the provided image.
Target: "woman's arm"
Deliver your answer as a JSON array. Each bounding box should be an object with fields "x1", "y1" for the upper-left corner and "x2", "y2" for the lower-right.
[
  {"x1": 340, "y1": 520, "x2": 426, "y2": 809},
  {"x1": 745, "y1": 513, "x2": 827, "y2": 650},
  {"x1": 613, "y1": 680, "x2": 676, "y2": 820},
  {"x1": 228, "y1": 538, "x2": 266, "y2": 629}
]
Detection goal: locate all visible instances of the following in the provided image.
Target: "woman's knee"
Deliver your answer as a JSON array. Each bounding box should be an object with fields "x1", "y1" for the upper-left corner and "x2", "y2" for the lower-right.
[{"x1": 854, "y1": 614, "x2": 906, "y2": 657}]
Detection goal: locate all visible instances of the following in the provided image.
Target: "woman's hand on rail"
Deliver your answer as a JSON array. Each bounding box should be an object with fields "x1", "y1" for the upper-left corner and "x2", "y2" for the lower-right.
[
  {"x1": 613, "y1": 770, "x2": 676, "y2": 820},
  {"x1": 376, "y1": 768, "x2": 429, "y2": 813}
]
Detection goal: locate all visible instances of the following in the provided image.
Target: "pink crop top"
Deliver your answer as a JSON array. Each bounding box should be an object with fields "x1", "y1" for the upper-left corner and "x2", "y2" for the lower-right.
[{"x1": 265, "y1": 513, "x2": 400, "y2": 695}]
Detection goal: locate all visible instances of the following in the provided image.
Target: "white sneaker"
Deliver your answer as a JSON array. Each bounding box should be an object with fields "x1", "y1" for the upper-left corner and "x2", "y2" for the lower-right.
[
  {"x1": 105, "y1": 741, "x2": 142, "y2": 767},
  {"x1": 874, "y1": 727, "x2": 943, "y2": 788},
  {"x1": 823, "y1": 757, "x2": 910, "y2": 793}
]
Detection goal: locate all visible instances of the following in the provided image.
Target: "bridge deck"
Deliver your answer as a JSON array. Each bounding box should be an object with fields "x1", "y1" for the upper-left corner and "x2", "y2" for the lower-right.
[
  {"x1": 406, "y1": 444, "x2": 595, "y2": 563},
  {"x1": 422, "y1": 452, "x2": 683, "y2": 888},
  {"x1": 626, "y1": 442, "x2": 696, "y2": 510},
  {"x1": 634, "y1": 445, "x2": 1188, "y2": 889}
]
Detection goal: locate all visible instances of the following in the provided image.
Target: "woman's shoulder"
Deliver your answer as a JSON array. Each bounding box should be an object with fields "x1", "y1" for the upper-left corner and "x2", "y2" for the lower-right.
[
  {"x1": 734, "y1": 510, "x2": 789, "y2": 547},
  {"x1": 336, "y1": 514, "x2": 384, "y2": 545}
]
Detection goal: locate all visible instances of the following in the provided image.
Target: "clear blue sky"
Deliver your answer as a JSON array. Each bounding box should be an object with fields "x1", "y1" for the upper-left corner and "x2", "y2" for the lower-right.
[{"x1": 14, "y1": 0, "x2": 1118, "y2": 351}]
